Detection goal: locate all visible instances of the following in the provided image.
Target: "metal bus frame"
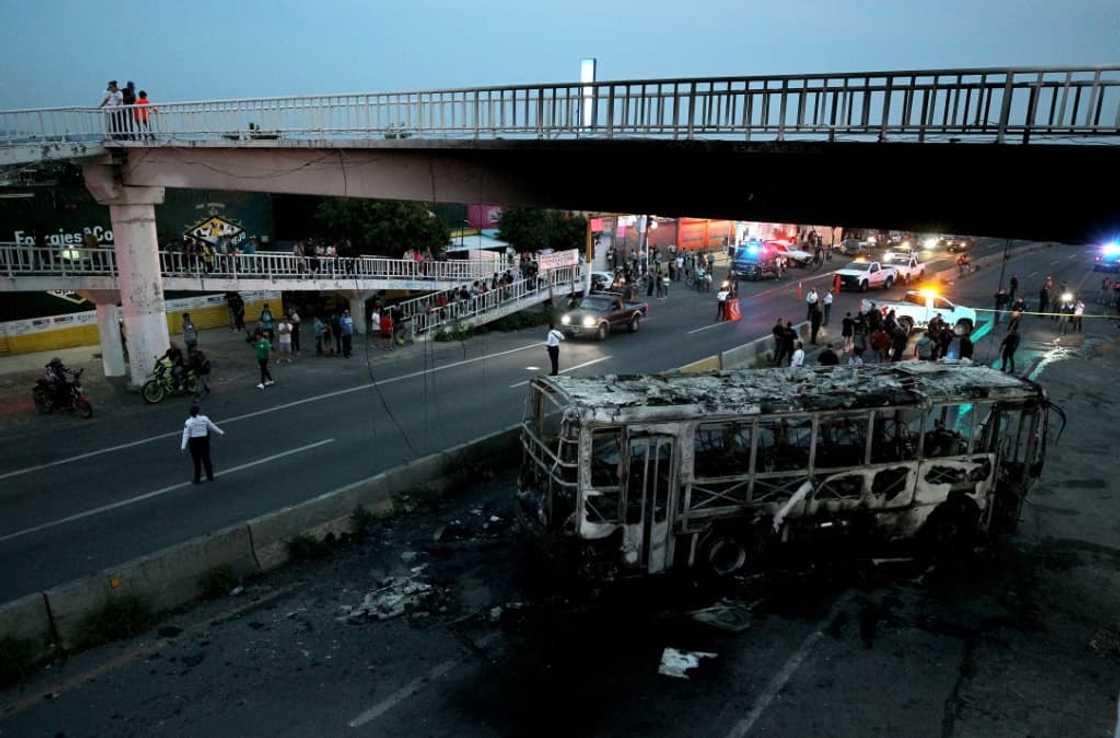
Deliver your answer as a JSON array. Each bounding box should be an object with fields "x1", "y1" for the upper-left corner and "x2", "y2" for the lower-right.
[{"x1": 517, "y1": 367, "x2": 1054, "y2": 580}]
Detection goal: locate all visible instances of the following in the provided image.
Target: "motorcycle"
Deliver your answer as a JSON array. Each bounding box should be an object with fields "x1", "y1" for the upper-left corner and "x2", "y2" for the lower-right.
[
  {"x1": 32, "y1": 368, "x2": 93, "y2": 418},
  {"x1": 141, "y1": 357, "x2": 199, "y2": 404}
]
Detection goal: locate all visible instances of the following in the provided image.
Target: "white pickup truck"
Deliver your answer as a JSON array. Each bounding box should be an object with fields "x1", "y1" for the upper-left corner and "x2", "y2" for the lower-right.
[
  {"x1": 870, "y1": 290, "x2": 977, "y2": 333},
  {"x1": 835, "y1": 260, "x2": 897, "y2": 292},
  {"x1": 882, "y1": 252, "x2": 927, "y2": 284}
]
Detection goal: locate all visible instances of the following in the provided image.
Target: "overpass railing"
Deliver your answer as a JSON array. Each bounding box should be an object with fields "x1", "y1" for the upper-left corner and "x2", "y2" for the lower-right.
[
  {"x1": 0, "y1": 243, "x2": 507, "y2": 284},
  {"x1": 409, "y1": 264, "x2": 583, "y2": 336},
  {"x1": 1, "y1": 66, "x2": 1118, "y2": 148}
]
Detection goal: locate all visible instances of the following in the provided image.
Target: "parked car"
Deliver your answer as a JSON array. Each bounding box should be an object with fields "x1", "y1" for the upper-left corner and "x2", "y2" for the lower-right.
[
  {"x1": 838, "y1": 238, "x2": 871, "y2": 257},
  {"x1": 834, "y1": 260, "x2": 898, "y2": 292},
  {"x1": 590, "y1": 271, "x2": 618, "y2": 291},
  {"x1": 766, "y1": 240, "x2": 814, "y2": 267},
  {"x1": 882, "y1": 252, "x2": 927, "y2": 284},
  {"x1": 560, "y1": 292, "x2": 649, "y2": 340},
  {"x1": 871, "y1": 290, "x2": 977, "y2": 334}
]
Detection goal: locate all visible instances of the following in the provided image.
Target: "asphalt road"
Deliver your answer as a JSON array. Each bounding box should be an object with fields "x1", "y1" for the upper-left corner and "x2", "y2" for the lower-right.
[{"x1": 0, "y1": 240, "x2": 1100, "y2": 601}]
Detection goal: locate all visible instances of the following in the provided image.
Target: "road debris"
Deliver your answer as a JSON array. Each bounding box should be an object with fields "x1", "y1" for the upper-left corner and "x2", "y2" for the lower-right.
[
  {"x1": 658, "y1": 648, "x2": 717, "y2": 679},
  {"x1": 687, "y1": 599, "x2": 755, "y2": 633},
  {"x1": 339, "y1": 571, "x2": 442, "y2": 622}
]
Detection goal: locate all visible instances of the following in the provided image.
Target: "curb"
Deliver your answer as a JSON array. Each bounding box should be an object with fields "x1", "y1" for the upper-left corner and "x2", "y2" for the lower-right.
[{"x1": 1, "y1": 424, "x2": 520, "y2": 658}]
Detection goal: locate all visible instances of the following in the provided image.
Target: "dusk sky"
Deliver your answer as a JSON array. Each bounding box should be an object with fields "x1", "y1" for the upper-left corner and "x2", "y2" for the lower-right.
[{"x1": 0, "y1": 0, "x2": 1116, "y2": 108}]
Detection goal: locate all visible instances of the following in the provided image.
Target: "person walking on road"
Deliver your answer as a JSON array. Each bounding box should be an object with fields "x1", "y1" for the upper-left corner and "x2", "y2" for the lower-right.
[
  {"x1": 1038, "y1": 286, "x2": 1050, "y2": 320},
  {"x1": 1000, "y1": 327, "x2": 1021, "y2": 373},
  {"x1": 254, "y1": 330, "x2": 274, "y2": 389},
  {"x1": 716, "y1": 283, "x2": 730, "y2": 321},
  {"x1": 181, "y1": 404, "x2": 224, "y2": 484},
  {"x1": 822, "y1": 289, "x2": 834, "y2": 326},
  {"x1": 546, "y1": 322, "x2": 564, "y2": 376},
  {"x1": 340, "y1": 310, "x2": 355, "y2": 358}
]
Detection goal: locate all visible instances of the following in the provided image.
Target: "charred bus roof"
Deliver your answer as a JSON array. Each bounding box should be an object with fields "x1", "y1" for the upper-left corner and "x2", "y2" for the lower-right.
[{"x1": 532, "y1": 364, "x2": 1044, "y2": 425}]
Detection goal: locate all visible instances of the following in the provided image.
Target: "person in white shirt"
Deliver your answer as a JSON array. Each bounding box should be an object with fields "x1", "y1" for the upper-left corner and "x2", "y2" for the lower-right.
[
  {"x1": 277, "y1": 315, "x2": 293, "y2": 362},
  {"x1": 181, "y1": 404, "x2": 224, "y2": 484},
  {"x1": 805, "y1": 288, "x2": 819, "y2": 321},
  {"x1": 546, "y1": 323, "x2": 565, "y2": 376},
  {"x1": 790, "y1": 341, "x2": 806, "y2": 368},
  {"x1": 822, "y1": 289, "x2": 834, "y2": 326},
  {"x1": 99, "y1": 80, "x2": 124, "y2": 139}
]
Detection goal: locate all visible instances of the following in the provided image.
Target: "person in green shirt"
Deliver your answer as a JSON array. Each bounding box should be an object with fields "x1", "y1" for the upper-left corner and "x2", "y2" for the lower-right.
[{"x1": 254, "y1": 330, "x2": 274, "y2": 389}]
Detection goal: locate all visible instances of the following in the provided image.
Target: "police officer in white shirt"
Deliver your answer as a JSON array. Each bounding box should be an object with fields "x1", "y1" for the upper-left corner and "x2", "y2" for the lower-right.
[
  {"x1": 546, "y1": 322, "x2": 565, "y2": 376},
  {"x1": 181, "y1": 404, "x2": 225, "y2": 484}
]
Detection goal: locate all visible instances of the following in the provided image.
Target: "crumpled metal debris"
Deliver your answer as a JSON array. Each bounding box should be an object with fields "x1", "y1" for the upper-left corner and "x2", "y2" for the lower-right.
[{"x1": 658, "y1": 647, "x2": 717, "y2": 679}]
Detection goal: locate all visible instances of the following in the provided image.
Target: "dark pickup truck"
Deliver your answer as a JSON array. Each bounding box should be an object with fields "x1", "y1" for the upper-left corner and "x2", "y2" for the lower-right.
[{"x1": 560, "y1": 293, "x2": 648, "y2": 341}]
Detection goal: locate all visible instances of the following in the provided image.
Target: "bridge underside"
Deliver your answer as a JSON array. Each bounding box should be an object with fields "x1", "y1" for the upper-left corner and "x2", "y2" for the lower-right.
[{"x1": 111, "y1": 139, "x2": 1119, "y2": 244}]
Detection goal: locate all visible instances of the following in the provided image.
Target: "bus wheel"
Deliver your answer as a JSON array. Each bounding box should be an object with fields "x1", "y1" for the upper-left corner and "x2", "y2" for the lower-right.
[
  {"x1": 704, "y1": 535, "x2": 749, "y2": 577},
  {"x1": 921, "y1": 493, "x2": 980, "y2": 565}
]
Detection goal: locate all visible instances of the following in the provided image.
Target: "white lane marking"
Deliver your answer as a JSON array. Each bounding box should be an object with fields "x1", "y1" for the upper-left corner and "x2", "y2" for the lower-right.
[
  {"x1": 723, "y1": 596, "x2": 849, "y2": 738},
  {"x1": 688, "y1": 320, "x2": 735, "y2": 335},
  {"x1": 508, "y1": 356, "x2": 611, "y2": 388},
  {"x1": 0, "y1": 342, "x2": 545, "y2": 482},
  {"x1": 1026, "y1": 271, "x2": 1038, "y2": 278},
  {"x1": 0, "y1": 439, "x2": 335, "y2": 543},
  {"x1": 525, "y1": 366, "x2": 540, "y2": 371},
  {"x1": 349, "y1": 658, "x2": 460, "y2": 728}
]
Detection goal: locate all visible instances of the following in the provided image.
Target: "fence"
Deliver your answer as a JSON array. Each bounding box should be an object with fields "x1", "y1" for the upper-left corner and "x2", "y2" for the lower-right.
[
  {"x1": 0, "y1": 243, "x2": 507, "y2": 284},
  {"x1": 2, "y1": 66, "x2": 1118, "y2": 149},
  {"x1": 407, "y1": 265, "x2": 584, "y2": 336}
]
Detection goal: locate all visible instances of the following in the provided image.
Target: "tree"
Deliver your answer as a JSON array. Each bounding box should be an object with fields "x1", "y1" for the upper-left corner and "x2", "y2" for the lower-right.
[
  {"x1": 498, "y1": 208, "x2": 587, "y2": 253},
  {"x1": 314, "y1": 198, "x2": 450, "y2": 258}
]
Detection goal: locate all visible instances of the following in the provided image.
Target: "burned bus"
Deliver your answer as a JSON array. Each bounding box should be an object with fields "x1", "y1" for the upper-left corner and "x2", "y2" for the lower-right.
[{"x1": 517, "y1": 364, "x2": 1057, "y2": 580}]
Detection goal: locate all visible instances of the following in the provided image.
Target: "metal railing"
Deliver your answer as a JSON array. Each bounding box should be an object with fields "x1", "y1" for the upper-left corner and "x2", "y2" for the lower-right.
[
  {"x1": 0, "y1": 243, "x2": 507, "y2": 284},
  {"x1": 1, "y1": 66, "x2": 1118, "y2": 149},
  {"x1": 408, "y1": 264, "x2": 583, "y2": 336}
]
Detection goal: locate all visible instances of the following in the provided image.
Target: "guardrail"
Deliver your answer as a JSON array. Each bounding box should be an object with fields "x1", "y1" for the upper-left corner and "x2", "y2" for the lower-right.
[
  {"x1": 1, "y1": 66, "x2": 1118, "y2": 149},
  {"x1": 0, "y1": 243, "x2": 508, "y2": 284},
  {"x1": 409, "y1": 264, "x2": 583, "y2": 335}
]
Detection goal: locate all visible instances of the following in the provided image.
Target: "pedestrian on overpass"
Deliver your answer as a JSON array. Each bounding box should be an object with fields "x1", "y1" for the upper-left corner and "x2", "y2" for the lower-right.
[
  {"x1": 181, "y1": 404, "x2": 224, "y2": 484},
  {"x1": 546, "y1": 322, "x2": 564, "y2": 376}
]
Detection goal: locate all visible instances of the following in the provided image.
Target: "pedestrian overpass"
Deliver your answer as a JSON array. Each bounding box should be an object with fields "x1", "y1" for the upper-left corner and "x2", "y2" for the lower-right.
[{"x1": 0, "y1": 243, "x2": 507, "y2": 293}]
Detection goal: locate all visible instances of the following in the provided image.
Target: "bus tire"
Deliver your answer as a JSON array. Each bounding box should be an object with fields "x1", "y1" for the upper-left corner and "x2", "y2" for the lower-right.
[
  {"x1": 920, "y1": 492, "x2": 980, "y2": 565},
  {"x1": 703, "y1": 533, "x2": 750, "y2": 577}
]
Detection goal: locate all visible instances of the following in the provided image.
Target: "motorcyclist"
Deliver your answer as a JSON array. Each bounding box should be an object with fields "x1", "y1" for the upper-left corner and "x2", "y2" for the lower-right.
[
  {"x1": 186, "y1": 346, "x2": 211, "y2": 399},
  {"x1": 43, "y1": 357, "x2": 70, "y2": 407},
  {"x1": 159, "y1": 344, "x2": 186, "y2": 390}
]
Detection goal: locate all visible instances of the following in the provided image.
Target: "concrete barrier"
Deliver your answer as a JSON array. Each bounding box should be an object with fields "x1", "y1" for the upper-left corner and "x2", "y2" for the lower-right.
[
  {"x1": 0, "y1": 593, "x2": 54, "y2": 656},
  {"x1": 42, "y1": 574, "x2": 113, "y2": 650},
  {"x1": 105, "y1": 525, "x2": 260, "y2": 613},
  {"x1": 721, "y1": 321, "x2": 810, "y2": 369},
  {"x1": 679, "y1": 355, "x2": 720, "y2": 374}
]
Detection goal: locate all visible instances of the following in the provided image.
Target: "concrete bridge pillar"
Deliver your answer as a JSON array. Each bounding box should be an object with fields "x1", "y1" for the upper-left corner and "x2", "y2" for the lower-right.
[
  {"x1": 84, "y1": 164, "x2": 168, "y2": 386},
  {"x1": 78, "y1": 290, "x2": 126, "y2": 378},
  {"x1": 339, "y1": 290, "x2": 377, "y2": 334}
]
